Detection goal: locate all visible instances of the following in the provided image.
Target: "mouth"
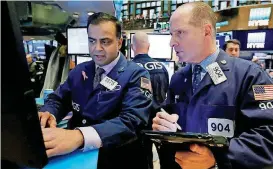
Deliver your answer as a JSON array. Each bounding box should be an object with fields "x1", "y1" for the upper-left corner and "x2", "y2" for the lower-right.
[{"x1": 94, "y1": 55, "x2": 105, "y2": 61}]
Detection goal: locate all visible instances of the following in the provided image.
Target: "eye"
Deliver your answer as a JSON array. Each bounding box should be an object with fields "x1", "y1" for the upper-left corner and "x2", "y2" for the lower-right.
[
  {"x1": 89, "y1": 39, "x2": 96, "y2": 44},
  {"x1": 102, "y1": 40, "x2": 111, "y2": 45}
]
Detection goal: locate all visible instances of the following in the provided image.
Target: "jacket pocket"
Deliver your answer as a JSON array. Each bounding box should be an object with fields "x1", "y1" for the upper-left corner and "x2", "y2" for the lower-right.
[
  {"x1": 200, "y1": 104, "x2": 236, "y2": 137},
  {"x1": 97, "y1": 91, "x2": 119, "y2": 102}
]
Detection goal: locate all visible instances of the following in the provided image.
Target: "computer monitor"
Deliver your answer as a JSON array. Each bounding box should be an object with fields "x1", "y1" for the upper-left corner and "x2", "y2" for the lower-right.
[
  {"x1": 67, "y1": 27, "x2": 89, "y2": 55},
  {"x1": 23, "y1": 40, "x2": 28, "y2": 54},
  {"x1": 1, "y1": 2, "x2": 48, "y2": 168},
  {"x1": 29, "y1": 40, "x2": 50, "y2": 55},
  {"x1": 27, "y1": 40, "x2": 33, "y2": 53},
  {"x1": 52, "y1": 40, "x2": 58, "y2": 47},
  {"x1": 130, "y1": 33, "x2": 173, "y2": 60},
  {"x1": 76, "y1": 56, "x2": 92, "y2": 65}
]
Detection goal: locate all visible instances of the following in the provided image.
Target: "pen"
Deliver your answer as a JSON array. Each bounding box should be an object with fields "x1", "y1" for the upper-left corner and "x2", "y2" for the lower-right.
[{"x1": 160, "y1": 108, "x2": 182, "y2": 130}]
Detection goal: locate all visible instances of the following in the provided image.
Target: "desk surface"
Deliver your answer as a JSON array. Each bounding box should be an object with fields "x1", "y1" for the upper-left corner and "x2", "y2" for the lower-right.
[
  {"x1": 43, "y1": 149, "x2": 99, "y2": 169},
  {"x1": 34, "y1": 98, "x2": 98, "y2": 169}
]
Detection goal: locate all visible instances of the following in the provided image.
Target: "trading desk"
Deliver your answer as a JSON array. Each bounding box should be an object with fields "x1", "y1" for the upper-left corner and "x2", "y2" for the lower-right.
[
  {"x1": 33, "y1": 98, "x2": 99, "y2": 169},
  {"x1": 43, "y1": 149, "x2": 99, "y2": 169}
]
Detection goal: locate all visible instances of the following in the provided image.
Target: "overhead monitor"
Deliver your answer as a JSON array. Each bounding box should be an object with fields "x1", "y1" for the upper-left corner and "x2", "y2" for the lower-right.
[
  {"x1": 67, "y1": 27, "x2": 89, "y2": 55},
  {"x1": 233, "y1": 29, "x2": 273, "y2": 51},
  {"x1": 130, "y1": 33, "x2": 172, "y2": 59},
  {"x1": 248, "y1": 7, "x2": 271, "y2": 26},
  {"x1": 160, "y1": 61, "x2": 175, "y2": 83},
  {"x1": 2, "y1": 1, "x2": 48, "y2": 168}
]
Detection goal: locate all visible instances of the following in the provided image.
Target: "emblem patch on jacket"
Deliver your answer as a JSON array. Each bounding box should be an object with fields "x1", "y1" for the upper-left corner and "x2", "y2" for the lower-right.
[
  {"x1": 252, "y1": 85, "x2": 273, "y2": 101},
  {"x1": 140, "y1": 77, "x2": 152, "y2": 92}
]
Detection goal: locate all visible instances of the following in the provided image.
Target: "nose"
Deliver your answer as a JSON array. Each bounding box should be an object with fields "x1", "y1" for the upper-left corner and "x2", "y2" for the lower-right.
[
  {"x1": 170, "y1": 36, "x2": 178, "y2": 48},
  {"x1": 95, "y1": 42, "x2": 103, "y2": 51}
]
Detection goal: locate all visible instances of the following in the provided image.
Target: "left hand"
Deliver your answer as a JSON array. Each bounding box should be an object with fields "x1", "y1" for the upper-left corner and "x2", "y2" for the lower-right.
[
  {"x1": 42, "y1": 128, "x2": 84, "y2": 157},
  {"x1": 175, "y1": 144, "x2": 216, "y2": 169}
]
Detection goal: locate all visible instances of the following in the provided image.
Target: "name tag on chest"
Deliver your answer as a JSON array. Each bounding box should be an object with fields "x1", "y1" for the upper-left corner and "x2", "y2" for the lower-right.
[
  {"x1": 100, "y1": 76, "x2": 118, "y2": 90},
  {"x1": 206, "y1": 62, "x2": 227, "y2": 85},
  {"x1": 208, "y1": 118, "x2": 234, "y2": 138}
]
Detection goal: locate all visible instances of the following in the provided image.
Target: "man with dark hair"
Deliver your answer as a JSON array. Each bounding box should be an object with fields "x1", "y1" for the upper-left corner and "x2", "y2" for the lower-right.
[
  {"x1": 39, "y1": 12, "x2": 152, "y2": 169},
  {"x1": 223, "y1": 39, "x2": 263, "y2": 64},
  {"x1": 223, "y1": 39, "x2": 241, "y2": 57}
]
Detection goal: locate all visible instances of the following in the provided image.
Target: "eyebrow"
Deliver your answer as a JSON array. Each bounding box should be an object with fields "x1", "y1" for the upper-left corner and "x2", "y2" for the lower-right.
[
  {"x1": 88, "y1": 37, "x2": 111, "y2": 41},
  {"x1": 171, "y1": 28, "x2": 185, "y2": 34}
]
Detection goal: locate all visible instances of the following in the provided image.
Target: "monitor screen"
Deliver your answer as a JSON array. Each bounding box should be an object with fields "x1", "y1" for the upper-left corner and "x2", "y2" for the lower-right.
[
  {"x1": 23, "y1": 40, "x2": 28, "y2": 54},
  {"x1": 27, "y1": 40, "x2": 51, "y2": 55},
  {"x1": 2, "y1": 2, "x2": 48, "y2": 168},
  {"x1": 248, "y1": 7, "x2": 271, "y2": 26},
  {"x1": 67, "y1": 27, "x2": 89, "y2": 55},
  {"x1": 130, "y1": 33, "x2": 172, "y2": 59},
  {"x1": 52, "y1": 40, "x2": 58, "y2": 47},
  {"x1": 216, "y1": 36, "x2": 227, "y2": 50},
  {"x1": 233, "y1": 29, "x2": 273, "y2": 51},
  {"x1": 27, "y1": 40, "x2": 33, "y2": 53},
  {"x1": 76, "y1": 56, "x2": 92, "y2": 65},
  {"x1": 160, "y1": 61, "x2": 175, "y2": 83}
]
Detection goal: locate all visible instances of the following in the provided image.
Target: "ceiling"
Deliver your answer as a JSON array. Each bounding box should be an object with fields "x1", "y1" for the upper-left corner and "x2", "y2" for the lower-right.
[
  {"x1": 54, "y1": 1, "x2": 115, "y2": 26},
  {"x1": 52, "y1": 1, "x2": 115, "y2": 15},
  {"x1": 20, "y1": 1, "x2": 116, "y2": 36}
]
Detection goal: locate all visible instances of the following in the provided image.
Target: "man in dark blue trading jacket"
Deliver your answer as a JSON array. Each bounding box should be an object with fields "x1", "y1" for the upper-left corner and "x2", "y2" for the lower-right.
[
  {"x1": 38, "y1": 12, "x2": 153, "y2": 169},
  {"x1": 152, "y1": 2, "x2": 273, "y2": 169},
  {"x1": 132, "y1": 32, "x2": 170, "y2": 169}
]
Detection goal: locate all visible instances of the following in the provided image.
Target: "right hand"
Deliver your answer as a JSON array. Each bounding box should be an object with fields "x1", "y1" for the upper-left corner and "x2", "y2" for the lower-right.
[
  {"x1": 38, "y1": 111, "x2": 57, "y2": 128},
  {"x1": 152, "y1": 111, "x2": 179, "y2": 132}
]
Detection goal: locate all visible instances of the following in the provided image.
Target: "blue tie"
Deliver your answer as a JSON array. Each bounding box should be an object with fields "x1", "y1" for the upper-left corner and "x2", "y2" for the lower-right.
[{"x1": 192, "y1": 65, "x2": 202, "y2": 93}]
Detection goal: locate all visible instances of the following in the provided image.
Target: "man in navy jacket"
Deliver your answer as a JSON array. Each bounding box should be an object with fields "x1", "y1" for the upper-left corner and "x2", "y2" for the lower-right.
[
  {"x1": 153, "y1": 2, "x2": 273, "y2": 169},
  {"x1": 39, "y1": 13, "x2": 153, "y2": 169},
  {"x1": 132, "y1": 32, "x2": 169, "y2": 168}
]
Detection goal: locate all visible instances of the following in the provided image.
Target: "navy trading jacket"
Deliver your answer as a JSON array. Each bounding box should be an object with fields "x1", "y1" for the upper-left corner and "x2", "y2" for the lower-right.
[
  {"x1": 40, "y1": 54, "x2": 153, "y2": 169},
  {"x1": 159, "y1": 49, "x2": 273, "y2": 169},
  {"x1": 133, "y1": 54, "x2": 169, "y2": 111}
]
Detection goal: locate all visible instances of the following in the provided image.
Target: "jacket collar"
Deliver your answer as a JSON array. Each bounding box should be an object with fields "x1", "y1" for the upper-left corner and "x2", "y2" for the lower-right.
[
  {"x1": 82, "y1": 52, "x2": 127, "y2": 94},
  {"x1": 133, "y1": 53, "x2": 150, "y2": 60},
  {"x1": 179, "y1": 49, "x2": 231, "y2": 98}
]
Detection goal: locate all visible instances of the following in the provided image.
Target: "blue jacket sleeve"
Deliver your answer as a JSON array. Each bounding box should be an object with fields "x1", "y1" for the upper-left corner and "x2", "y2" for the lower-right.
[
  {"x1": 227, "y1": 66, "x2": 273, "y2": 168},
  {"x1": 39, "y1": 72, "x2": 73, "y2": 122},
  {"x1": 92, "y1": 68, "x2": 153, "y2": 148}
]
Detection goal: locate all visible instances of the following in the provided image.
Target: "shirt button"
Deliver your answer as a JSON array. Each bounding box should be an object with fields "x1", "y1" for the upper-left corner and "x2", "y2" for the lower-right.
[{"x1": 82, "y1": 119, "x2": 86, "y2": 124}]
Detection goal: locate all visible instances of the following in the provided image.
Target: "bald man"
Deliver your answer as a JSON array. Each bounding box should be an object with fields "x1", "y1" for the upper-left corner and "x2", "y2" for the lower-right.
[
  {"x1": 132, "y1": 32, "x2": 169, "y2": 169},
  {"x1": 152, "y1": 2, "x2": 273, "y2": 169},
  {"x1": 26, "y1": 54, "x2": 37, "y2": 77}
]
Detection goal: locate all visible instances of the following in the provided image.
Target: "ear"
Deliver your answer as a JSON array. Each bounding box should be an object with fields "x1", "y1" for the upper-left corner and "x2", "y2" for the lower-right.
[
  {"x1": 204, "y1": 24, "x2": 212, "y2": 37},
  {"x1": 118, "y1": 37, "x2": 123, "y2": 50}
]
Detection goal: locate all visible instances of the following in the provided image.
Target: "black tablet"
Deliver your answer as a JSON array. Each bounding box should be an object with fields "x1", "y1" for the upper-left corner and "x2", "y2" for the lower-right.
[{"x1": 142, "y1": 130, "x2": 229, "y2": 148}]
